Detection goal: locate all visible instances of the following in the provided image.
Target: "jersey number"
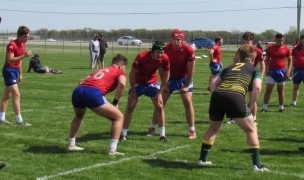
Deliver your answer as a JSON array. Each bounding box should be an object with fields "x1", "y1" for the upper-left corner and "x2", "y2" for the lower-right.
[
  {"x1": 93, "y1": 69, "x2": 109, "y2": 79},
  {"x1": 232, "y1": 63, "x2": 245, "y2": 71}
]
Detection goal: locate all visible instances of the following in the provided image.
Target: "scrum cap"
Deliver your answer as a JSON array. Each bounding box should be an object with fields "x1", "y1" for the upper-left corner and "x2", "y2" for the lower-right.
[{"x1": 171, "y1": 29, "x2": 184, "y2": 40}]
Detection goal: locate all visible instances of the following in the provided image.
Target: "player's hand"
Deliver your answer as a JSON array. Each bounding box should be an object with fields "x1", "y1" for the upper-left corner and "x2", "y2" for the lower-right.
[
  {"x1": 24, "y1": 50, "x2": 32, "y2": 58},
  {"x1": 18, "y1": 75, "x2": 23, "y2": 83}
]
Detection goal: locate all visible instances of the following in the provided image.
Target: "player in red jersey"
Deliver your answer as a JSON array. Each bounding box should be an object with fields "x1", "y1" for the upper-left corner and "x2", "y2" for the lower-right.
[
  {"x1": 208, "y1": 36, "x2": 223, "y2": 89},
  {"x1": 261, "y1": 33, "x2": 292, "y2": 112},
  {"x1": 121, "y1": 41, "x2": 170, "y2": 142},
  {"x1": 0, "y1": 26, "x2": 32, "y2": 126},
  {"x1": 290, "y1": 35, "x2": 304, "y2": 106},
  {"x1": 228, "y1": 32, "x2": 264, "y2": 124},
  {"x1": 149, "y1": 29, "x2": 197, "y2": 139},
  {"x1": 67, "y1": 54, "x2": 128, "y2": 155}
]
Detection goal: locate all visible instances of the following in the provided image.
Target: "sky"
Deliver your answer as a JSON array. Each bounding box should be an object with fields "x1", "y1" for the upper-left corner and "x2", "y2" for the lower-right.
[{"x1": 0, "y1": 0, "x2": 302, "y2": 33}]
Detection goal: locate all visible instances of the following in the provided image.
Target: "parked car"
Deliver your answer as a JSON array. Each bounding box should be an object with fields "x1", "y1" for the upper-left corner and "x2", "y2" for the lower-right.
[
  {"x1": 117, "y1": 36, "x2": 142, "y2": 46},
  {"x1": 193, "y1": 37, "x2": 215, "y2": 49}
]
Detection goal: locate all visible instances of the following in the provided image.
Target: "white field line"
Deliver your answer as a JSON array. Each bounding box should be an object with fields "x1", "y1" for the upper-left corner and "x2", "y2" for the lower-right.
[
  {"x1": 36, "y1": 145, "x2": 190, "y2": 180},
  {"x1": 6, "y1": 106, "x2": 72, "y2": 114}
]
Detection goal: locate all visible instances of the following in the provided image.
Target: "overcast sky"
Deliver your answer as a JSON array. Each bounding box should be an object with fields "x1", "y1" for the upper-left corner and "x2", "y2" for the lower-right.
[{"x1": 0, "y1": 0, "x2": 302, "y2": 33}]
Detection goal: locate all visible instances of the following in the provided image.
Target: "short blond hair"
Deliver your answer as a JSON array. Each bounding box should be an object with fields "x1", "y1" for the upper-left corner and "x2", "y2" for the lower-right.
[{"x1": 239, "y1": 44, "x2": 256, "y2": 62}]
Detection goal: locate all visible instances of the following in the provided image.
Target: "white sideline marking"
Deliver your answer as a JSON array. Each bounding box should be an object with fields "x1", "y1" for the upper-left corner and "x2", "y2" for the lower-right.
[{"x1": 36, "y1": 145, "x2": 190, "y2": 180}]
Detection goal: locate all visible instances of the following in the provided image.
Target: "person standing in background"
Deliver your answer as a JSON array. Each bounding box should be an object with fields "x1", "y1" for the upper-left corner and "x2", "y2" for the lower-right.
[
  {"x1": 261, "y1": 33, "x2": 292, "y2": 113},
  {"x1": 97, "y1": 33, "x2": 108, "y2": 69},
  {"x1": 89, "y1": 34, "x2": 100, "y2": 70},
  {"x1": 0, "y1": 25, "x2": 32, "y2": 126},
  {"x1": 208, "y1": 36, "x2": 223, "y2": 90}
]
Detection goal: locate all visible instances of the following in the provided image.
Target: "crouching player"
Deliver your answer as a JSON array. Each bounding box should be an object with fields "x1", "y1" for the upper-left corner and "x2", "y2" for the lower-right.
[
  {"x1": 67, "y1": 54, "x2": 128, "y2": 155},
  {"x1": 198, "y1": 44, "x2": 269, "y2": 172}
]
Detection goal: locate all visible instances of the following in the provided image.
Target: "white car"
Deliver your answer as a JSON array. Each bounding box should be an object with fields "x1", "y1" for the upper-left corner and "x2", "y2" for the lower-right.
[{"x1": 117, "y1": 36, "x2": 142, "y2": 46}]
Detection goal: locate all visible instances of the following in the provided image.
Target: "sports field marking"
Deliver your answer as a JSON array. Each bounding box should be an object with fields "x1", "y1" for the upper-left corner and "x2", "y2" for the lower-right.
[
  {"x1": 36, "y1": 145, "x2": 190, "y2": 180},
  {"x1": 271, "y1": 170, "x2": 304, "y2": 179}
]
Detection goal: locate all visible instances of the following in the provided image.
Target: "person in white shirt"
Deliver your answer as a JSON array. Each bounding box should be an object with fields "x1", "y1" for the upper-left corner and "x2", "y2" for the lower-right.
[{"x1": 89, "y1": 34, "x2": 100, "y2": 70}]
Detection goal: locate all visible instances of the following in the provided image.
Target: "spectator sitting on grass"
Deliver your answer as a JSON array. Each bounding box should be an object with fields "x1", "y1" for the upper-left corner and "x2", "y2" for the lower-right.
[{"x1": 27, "y1": 54, "x2": 62, "y2": 74}]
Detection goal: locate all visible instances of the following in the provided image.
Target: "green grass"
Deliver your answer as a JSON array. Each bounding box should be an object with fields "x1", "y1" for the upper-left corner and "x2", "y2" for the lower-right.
[{"x1": 0, "y1": 46, "x2": 303, "y2": 180}]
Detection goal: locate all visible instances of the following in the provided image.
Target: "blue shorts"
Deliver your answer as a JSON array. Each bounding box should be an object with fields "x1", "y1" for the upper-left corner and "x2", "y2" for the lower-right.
[
  {"x1": 268, "y1": 69, "x2": 286, "y2": 83},
  {"x1": 72, "y1": 86, "x2": 106, "y2": 109},
  {"x1": 168, "y1": 76, "x2": 193, "y2": 93},
  {"x1": 292, "y1": 69, "x2": 304, "y2": 84},
  {"x1": 129, "y1": 82, "x2": 160, "y2": 97},
  {"x1": 2, "y1": 67, "x2": 19, "y2": 86},
  {"x1": 209, "y1": 62, "x2": 222, "y2": 75}
]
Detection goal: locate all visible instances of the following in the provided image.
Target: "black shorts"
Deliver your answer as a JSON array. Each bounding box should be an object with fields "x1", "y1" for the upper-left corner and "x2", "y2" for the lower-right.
[{"x1": 209, "y1": 91, "x2": 251, "y2": 121}]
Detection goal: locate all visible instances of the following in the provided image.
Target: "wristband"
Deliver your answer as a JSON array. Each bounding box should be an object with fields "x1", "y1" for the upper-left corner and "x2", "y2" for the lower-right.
[{"x1": 112, "y1": 99, "x2": 119, "y2": 106}]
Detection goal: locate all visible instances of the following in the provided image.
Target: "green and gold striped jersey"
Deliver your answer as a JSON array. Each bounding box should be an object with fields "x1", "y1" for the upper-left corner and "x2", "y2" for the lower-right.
[{"x1": 216, "y1": 62, "x2": 262, "y2": 96}]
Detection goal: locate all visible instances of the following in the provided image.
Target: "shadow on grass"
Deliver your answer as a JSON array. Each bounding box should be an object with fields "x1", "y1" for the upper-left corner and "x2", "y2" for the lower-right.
[
  {"x1": 263, "y1": 137, "x2": 304, "y2": 143},
  {"x1": 221, "y1": 148, "x2": 303, "y2": 155},
  {"x1": 24, "y1": 145, "x2": 68, "y2": 154},
  {"x1": 142, "y1": 158, "x2": 246, "y2": 171}
]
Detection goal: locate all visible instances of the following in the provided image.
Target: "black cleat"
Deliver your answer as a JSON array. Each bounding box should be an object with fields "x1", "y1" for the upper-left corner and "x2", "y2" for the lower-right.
[
  {"x1": 261, "y1": 109, "x2": 267, "y2": 112},
  {"x1": 279, "y1": 109, "x2": 284, "y2": 113},
  {"x1": 0, "y1": 163, "x2": 6, "y2": 169},
  {"x1": 159, "y1": 136, "x2": 168, "y2": 142}
]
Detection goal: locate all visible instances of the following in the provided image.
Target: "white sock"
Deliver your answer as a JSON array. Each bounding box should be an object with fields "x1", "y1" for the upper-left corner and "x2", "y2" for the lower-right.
[
  {"x1": 293, "y1": 101, "x2": 297, "y2": 105},
  {"x1": 69, "y1": 138, "x2": 76, "y2": 147},
  {"x1": 279, "y1": 105, "x2": 284, "y2": 109},
  {"x1": 159, "y1": 127, "x2": 165, "y2": 137},
  {"x1": 150, "y1": 123, "x2": 157, "y2": 128},
  {"x1": 253, "y1": 115, "x2": 256, "y2": 121},
  {"x1": 109, "y1": 139, "x2": 118, "y2": 153},
  {"x1": 262, "y1": 104, "x2": 268, "y2": 109},
  {"x1": 122, "y1": 129, "x2": 128, "y2": 137},
  {"x1": 0, "y1": 112, "x2": 5, "y2": 121},
  {"x1": 189, "y1": 126, "x2": 195, "y2": 131},
  {"x1": 16, "y1": 114, "x2": 23, "y2": 123}
]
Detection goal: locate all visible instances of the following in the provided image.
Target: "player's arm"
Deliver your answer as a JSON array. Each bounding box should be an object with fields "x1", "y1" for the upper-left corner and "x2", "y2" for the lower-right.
[
  {"x1": 112, "y1": 74, "x2": 127, "y2": 106},
  {"x1": 184, "y1": 60, "x2": 195, "y2": 88},
  {"x1": 6, "y1": 51, "x2": 32, "y2": 64},
  {"x1": 129, "y1": 67, "x2": 137, "y2": 95},
  {"x1": 210, "y1": 75, "x2": 222, "y2": 93},
  {"x1": 259, "y1": 61, "x2": 265, "y2": 77},
  {"x1": 286, "y1": 55, "x2": 293, "y2": 78},
  {"x1": 248, "y1": 76, "x2": 262, "y2": 110},
  {"x1": 264, "y1": 54, "x2": 270, "y2": 75},
  {"x1": 158, "y1": 69, "x2": 170, "y2": 94},
  {"x1": 209, "y1": 48, "x2": 215, "y2": 62}
]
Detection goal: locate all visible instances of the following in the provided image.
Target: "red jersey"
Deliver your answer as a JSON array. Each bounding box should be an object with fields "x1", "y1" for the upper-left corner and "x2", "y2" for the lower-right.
[
  {"x1": 4, "y1": 39, "x2": 25, "y2": 68},
  {"x1": 165, "y1": 43, "x2": 195, "y2": 79},
  {"x1": 81, "y1": 66, "x2": 126, "y2": 95},
  {"x1": 266, "y1": 44, "x2": 291, "y2": 69},
  {"x1": 253, "y1": 46, "x2": 264, "y2": 66},
  {"x1": 132, "y1": 51, "x2": 170, "y2": 85},
  {"x1": 292, "y1": 45, "x2": 304, "y2": 69},
  {"x1": 210, "y1": 44, "x2": 222, "y2": 63}
]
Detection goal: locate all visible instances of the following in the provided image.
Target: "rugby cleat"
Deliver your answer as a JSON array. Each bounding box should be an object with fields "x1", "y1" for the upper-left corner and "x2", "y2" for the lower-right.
[
  {"x1": 0, "y1": 119, "x2": 11, "y2": 124},
  {"x1": 146, "y1": 128, "x2": 155, "y2": 136},
  {"x1": 227, "y1": 119, "x2": 235, "y2": 124},
  {"x1": 17, "y1": 121, "x2": 31, "y2": 126},
  {"x1": 279, "y1": 109, "x2": 284, "y2": 113},
  {"x1": 198, "y1": 160, "x2": 212, "y2": 166},
  {"x1": 188, "y1": 130, "x2": 196, "y2": 139},
  {"x1": 261, "y1": 109, "x2": 267, "y2": 112},
  {"x1": 67, "y1": 145, "x2": 84, "y2": 151},
  {"x1": 159, "y1": 136, "x2": 168, "y2": 142},
  {"x1": 253, "y1": 165, "x2": 269, "y2": 172},
  {"x1": 109, "y1": 151, "x2": 125, "y2": 156}
]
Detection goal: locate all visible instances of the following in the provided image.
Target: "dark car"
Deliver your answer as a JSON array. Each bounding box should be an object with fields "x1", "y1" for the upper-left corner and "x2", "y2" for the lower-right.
[{"x1": 193, "y1": 37, "x2": 215, "y2": 49}]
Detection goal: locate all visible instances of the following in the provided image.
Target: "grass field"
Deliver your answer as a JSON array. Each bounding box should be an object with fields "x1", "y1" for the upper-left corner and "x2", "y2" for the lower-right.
[{"x1": 0, "y1": 45, "x2": 303, "y2": 180}]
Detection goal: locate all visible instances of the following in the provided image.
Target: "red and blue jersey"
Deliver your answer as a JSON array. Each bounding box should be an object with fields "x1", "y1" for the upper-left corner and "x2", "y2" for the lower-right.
[
  {"x1": 81, "y1": 66, "x2": 126, "y2": 95},
  {"x1": 4, "y1": 39, "x2": 25, "y2": 68},
  {"x1": 266, "y1": 44, "x2": 291, "y2": 69},
  {"x1": 292, "y1": 45, "x2": 304, "y2": 69},
  {"x1": 132, "y1": 51, "x2": 170, "y2": 85},
  {"x1": 165, "y1": 43, "x2": 195, "y2": 79}
]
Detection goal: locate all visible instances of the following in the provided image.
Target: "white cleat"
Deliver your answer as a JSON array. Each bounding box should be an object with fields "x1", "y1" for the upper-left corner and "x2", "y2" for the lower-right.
[
  {"x1": 253, "y1": 165, "x2": 269, "y2": 172},
  {"x1": 17, "y1": 121, "x2": 31, "y2": 126},
  {"x1": 0, "y1": 119, "x2": 11, "y2": 124},
  {"x1": 67, "y1": 145, "x2": 84, "y2": 151},
  {"x1": 109, "y1": 151, "x2": 125, "y2": 156},
  {"x1": 198, "y1": 160, "x2": 212, "y2": 166}
]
